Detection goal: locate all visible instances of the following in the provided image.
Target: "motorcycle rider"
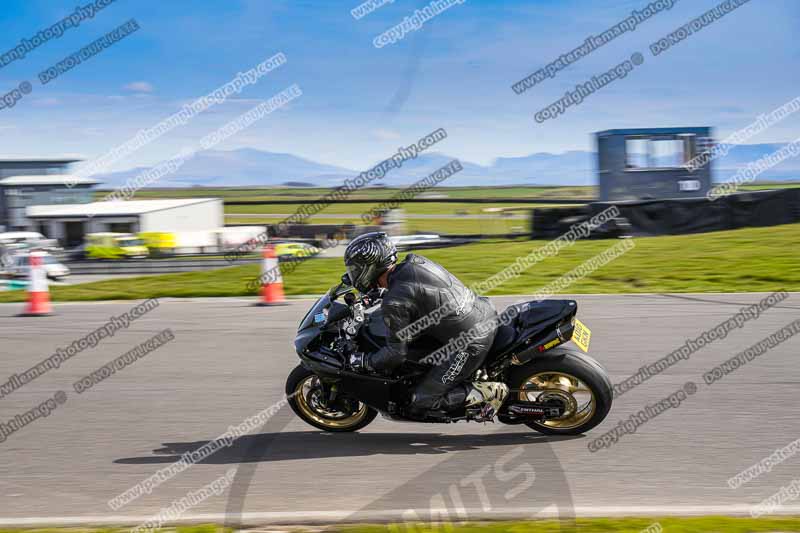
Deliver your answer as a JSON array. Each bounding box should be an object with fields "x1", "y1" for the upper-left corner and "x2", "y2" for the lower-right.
[{"x1": 344, "y1": 232, "x2": 509, "y2": 419}]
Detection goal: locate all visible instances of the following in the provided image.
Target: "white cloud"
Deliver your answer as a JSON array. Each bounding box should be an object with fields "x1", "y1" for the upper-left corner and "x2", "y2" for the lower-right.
[
  {"x1": 34, "y1": 97, "x2": 61, "y2": 106},
  {"x1": 372, "y1": 128, "x2": 401, "y2": 141},
  {"x1": 123, "y1": 81, "x2": 155, "y2": 93}
]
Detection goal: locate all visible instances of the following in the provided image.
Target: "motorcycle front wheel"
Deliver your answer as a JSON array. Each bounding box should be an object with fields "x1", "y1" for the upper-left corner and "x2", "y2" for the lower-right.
[
  {"x1": 506, "y1": 348, "x2": 613, "y2": 435},
  {"x1": 286, "y1": 365, "x2": 377, "y2": 432}
]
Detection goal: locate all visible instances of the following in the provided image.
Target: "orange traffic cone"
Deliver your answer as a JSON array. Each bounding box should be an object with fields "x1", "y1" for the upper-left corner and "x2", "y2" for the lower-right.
[
  {"x1": 255, "y1": 244, "x2": 287, "y2": 306},
  {"x1": 19, "y1": 251, "x2": 53, "y2": 316}
]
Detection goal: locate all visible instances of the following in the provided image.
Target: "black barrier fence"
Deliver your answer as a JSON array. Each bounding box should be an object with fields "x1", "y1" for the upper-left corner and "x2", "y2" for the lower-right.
[{"x1": 531, "y1": 189, "x2": 800, "y2": 238}]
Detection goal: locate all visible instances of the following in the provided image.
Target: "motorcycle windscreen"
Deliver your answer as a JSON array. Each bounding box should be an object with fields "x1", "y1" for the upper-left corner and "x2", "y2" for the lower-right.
[{"x1": 298, "y1": 293, "x2": 331, "y2": 331}]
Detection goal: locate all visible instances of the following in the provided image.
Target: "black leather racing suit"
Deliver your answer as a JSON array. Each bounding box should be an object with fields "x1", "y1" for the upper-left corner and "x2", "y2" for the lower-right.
[{"x1": 367, "y1": 254, "x2": 497, "y2": 414}]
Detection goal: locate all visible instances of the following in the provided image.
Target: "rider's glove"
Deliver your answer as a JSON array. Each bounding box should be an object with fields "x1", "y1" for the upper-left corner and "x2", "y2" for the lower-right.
[
  {"x1": 362, "y1": 288, "x2": 386, "y2": 308},
  {"x1": 349, "y1": 352, "x2": 370, "y2": 372}
]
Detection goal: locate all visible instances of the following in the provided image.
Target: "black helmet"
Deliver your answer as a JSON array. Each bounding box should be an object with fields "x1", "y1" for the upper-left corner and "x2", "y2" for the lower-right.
[{"x1": 344, "y1": 232, "x2": 397, "y2": 293}]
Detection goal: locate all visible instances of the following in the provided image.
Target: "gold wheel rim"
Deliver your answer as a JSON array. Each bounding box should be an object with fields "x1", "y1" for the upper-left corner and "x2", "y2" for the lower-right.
[
  {"x1": 295, "y1": 375, "x2": 369, "y2": 429},
  {"x1": 519, "y1": 371, "x2": 596, "y2": 430}
]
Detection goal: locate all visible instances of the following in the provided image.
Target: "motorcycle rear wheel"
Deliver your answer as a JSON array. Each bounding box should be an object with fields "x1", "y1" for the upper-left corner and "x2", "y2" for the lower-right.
[
  {"x1": 506, "y1": 348, "x2": 613, "y2": 435},
  {"x1": 286, "y1": 365, "x2": 377, "y2": 432}
]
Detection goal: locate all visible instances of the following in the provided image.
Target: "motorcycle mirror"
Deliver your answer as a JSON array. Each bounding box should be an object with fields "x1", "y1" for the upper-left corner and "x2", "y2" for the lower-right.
[
  {"x1": 327, "y1": 283, "x2": 343, "y2": 301},
  {"x1": 328, "y1": 276, "x2": 355, "y2": 302}
]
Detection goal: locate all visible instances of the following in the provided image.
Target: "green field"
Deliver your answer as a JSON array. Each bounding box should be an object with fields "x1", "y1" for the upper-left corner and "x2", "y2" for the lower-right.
[
  {"x1": 109, "y1": 183, "x2": 800, "y2": 237},
  {"x1": 213, "y1": 182, "x2": 799, "y2": 235},
  {"x1": 118, "y1": 185, "x2": 597, "y2": 202},
  {"x1": 105, "y1": 182, "x2": 800, "y2": 204},
  {"x1": 223, "y1": 202, "x2": 574, "y2": 216},
  {"x1": 3, "y1": 517, "x2": 800, "y2": 533},
  {"x1": 124, "y1": 183, "x2": 800, "y2": 237},
  {"x1": 223, "y1": 200, "x2": 548, "y2": 235},
  {"x1": 1, "y1": 223, "x2": 797, "y2": 302},
  {"x1": 225, "y1": 216, "x2": 528, "y2": 235}
]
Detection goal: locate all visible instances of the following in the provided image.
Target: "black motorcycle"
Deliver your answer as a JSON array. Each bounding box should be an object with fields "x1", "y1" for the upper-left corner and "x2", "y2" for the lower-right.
[{"x1": 286, "y1": 276, "x2": 613, "y2": 434}]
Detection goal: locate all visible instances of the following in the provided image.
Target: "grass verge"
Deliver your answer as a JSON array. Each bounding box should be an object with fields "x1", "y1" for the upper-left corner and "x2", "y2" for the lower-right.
[
  {"x1": 0, "y1": 223, "x2": 797, "y2": 303},
  {"x1": 338, "y1": 516, "x2": 800, "y2": 532},
  {"x1": 3, "y1": 517, "x2": 800, "y2": 533}
]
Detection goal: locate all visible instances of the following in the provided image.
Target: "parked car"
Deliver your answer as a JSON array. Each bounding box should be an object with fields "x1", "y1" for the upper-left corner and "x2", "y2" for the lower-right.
[
  {"x1": 9, "y1": 253, "x2": 70, "y2": 280},
  {"x1": 274, "y1": 242, "x2": 321, "y2": 260},
  {"x1": 85, "y1": 233, "x2": 149, "y2": 260}
]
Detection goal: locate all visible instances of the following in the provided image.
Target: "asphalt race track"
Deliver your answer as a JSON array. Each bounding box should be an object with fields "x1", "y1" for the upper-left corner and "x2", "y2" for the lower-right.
[{"x1": 1, "y1": 293, "x2": 799, "y2": 526}]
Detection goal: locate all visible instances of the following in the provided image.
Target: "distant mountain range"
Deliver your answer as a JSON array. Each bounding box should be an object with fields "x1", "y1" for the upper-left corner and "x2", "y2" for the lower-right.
[{"x1": 94, "y1": 144, "x2": 800, "y2": 188}]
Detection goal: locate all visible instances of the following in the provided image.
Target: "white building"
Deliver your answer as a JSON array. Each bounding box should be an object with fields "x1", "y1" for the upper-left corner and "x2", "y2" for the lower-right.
[
  {"x1": 0, "y1": 174, "x2": 98, "y2": 231},
  {"x1": 26, "y1": 198, "x2": 223, "y2": 247}
]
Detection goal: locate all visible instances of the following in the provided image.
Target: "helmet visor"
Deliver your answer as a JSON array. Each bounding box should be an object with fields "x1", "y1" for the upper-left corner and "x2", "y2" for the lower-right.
[
  {"x1": 346, "y1": 262, "x2": 375, "y2": 293},
  {"x1": 345, "y1": 262, "x2": 364, "y2": 289}
]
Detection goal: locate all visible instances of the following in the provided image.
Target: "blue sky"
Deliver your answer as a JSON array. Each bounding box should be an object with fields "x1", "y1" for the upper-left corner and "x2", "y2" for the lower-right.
[{"x1": 0, "y1": 0, "x2": 798, "y2": 172}]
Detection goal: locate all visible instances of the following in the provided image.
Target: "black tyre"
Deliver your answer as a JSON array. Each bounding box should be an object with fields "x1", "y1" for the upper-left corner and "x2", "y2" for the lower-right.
[
  {"x1": 507, "y1": 348, "x2": 613, "y2": 435},
  {"x1": 285, "y1": 365, "x2": 377, "y2": 432}
]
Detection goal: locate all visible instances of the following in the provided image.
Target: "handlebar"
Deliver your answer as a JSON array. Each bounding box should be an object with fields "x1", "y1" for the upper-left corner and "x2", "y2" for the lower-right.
[
  {"x1": 361, "y1": 287, "x2": 386, "y2": 307},
  {"x1": 333, "y1": 287, "x2": 385, "y2": 336}
]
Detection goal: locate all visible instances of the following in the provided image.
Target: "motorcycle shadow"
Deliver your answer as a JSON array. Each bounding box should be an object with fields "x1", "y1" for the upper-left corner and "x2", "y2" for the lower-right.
[{"x1": 114, "y1": 431, "x2": 581, "y2": 465}]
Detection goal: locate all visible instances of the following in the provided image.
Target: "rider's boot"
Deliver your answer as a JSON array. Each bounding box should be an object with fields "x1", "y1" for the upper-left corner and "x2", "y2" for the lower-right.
[{"x1": 464, "y1": 382, "x2": 509, "y2": 419}]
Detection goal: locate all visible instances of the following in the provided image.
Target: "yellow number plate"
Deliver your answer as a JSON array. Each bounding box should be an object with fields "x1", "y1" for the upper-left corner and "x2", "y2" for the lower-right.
[{"x1": 572, "y1": 318, "x2": 591, "y2": 352}]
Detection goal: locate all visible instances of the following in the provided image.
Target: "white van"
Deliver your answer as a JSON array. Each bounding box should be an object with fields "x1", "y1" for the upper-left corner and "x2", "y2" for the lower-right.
[
  {"x1": 0, "y1": 231, "x2": 61, "y2": 252},
  {"x1": 0, "y1": 231, "x2": 46, "y2": 245}
]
